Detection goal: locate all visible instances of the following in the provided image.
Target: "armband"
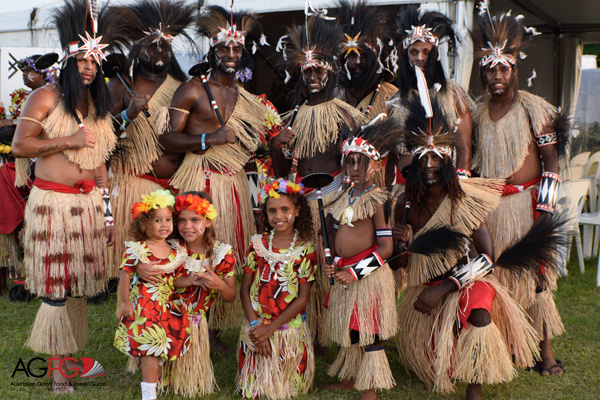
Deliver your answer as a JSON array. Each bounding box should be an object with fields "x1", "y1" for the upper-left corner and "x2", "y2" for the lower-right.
[
  {"x1": 536, "y1": 172, "x2": 560, "y2": 214},
  {"x1": 375, "y1": 228, "x2": 392, "y2": 238},
  {"x1": 349, "y1": 251, "x2": 384, "y2": 280},
  {"x1": 448, "y1": 253, "x2": 494, "y2": 289},
  {"x1": 456, "y1": 169, "x2": 471, "y2": 179},
  {"x1": 201, "y1": 133, "x2": 208, "y2": 150},
  {"x1": 101, "y1": 188, "x2": 114, "y2": 226},
  {"x1": 536, "y1": 132, "x2": 557, "y2": 147}
]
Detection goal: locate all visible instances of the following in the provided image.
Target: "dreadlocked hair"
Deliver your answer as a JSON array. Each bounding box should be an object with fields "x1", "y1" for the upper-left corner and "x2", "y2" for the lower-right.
[
  {"x1": 403, "y1": 97, "x2": 463, "y2": 205},
  {"x1": 51, "y1": 0, "x2": 127, "y2": 119},
  {"x1": 472, "y1": 12, "x2": 527, "y2": 93},
  {"x1": 196, "y1": 5, "x2": 263, "y2": 73},
  {"x1": 333, "y1": 0, "x2": 392, "y2": 91},
  {"x1": 107, "y1": 0, "x2": 195, "y2": 82},
  {"x1": 261, "y1": 193, "x2": 315, "y2": 244},
  {"x1": 282, "y1": 16, "x2": 343, "y2": 106},
  {"x1": 395, "y1": 6, "x2": 456, "y2": 98},
  {"x1": 174, "y1": 191, "x2": 218, "y2": 270}
]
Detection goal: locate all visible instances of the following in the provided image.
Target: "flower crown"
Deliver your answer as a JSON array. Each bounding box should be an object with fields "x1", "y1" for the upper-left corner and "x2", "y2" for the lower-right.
[
  {"x1": 259, "y1": 179, "x2": 304, "y2": 204},
  {"x1": 174, "y1": 194, "x2": 218, "y2": 221},
  {"x1": 131, "y1": 189, "x2": 175, "y2": 219}
]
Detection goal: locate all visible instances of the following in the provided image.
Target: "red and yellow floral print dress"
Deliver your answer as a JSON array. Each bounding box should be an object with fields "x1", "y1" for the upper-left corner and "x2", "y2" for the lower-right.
[
  {"x1": 114, "y1": 239, "x2": 191, "y2": 361},
  {"x1": 237, "y1": 233, "x2": 317, "y2": 399}
]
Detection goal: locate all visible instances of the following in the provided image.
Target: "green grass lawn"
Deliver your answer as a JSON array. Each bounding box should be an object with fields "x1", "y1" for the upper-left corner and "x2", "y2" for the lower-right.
[{"x1": 1, "y1": 256, "x2": 599, "y2": 400}]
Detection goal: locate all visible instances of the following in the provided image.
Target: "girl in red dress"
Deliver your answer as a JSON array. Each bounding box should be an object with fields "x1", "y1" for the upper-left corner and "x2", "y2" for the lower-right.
[
  {"x1": 164, "y1": 191, "x2": 237, "y2": 396},
  {"x1": 237, "y1": 179, "x2": 317, "y2": 399},
  {"x1": 114, "y1": 190, "x2": 201, "y2": 400}
]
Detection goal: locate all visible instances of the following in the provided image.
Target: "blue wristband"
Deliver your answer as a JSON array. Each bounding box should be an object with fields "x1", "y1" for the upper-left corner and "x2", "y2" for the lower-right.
[
  {"x1": 201, "y1": 133, "x2": 207, "y2": 150},
  {"x1": 249, "y1": 319, "x2": 260, "y2": 328},
  {"x1": 121, "y1": 109, "x2": 131, "y2": 123}
]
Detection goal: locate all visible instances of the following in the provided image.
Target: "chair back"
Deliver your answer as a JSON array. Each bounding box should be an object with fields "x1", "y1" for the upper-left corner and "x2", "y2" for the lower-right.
[
  {"x1": 570, "y1": 151, "x2": 591, "y2": 168},
  {"x1": 557, "y1": 179, "x2": 591, "y2": 232}
]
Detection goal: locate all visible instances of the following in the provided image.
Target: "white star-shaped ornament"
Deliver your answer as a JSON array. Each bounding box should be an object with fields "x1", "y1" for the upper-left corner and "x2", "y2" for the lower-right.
[{"x1": 78, "y1": 32, "x2": 108, "y2": 64}]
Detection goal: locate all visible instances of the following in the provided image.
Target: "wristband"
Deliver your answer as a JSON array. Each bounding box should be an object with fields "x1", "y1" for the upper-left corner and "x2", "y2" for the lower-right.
[
  {"x1": 376, "y1": 227, "x2": 392, "y2": 238},
  {"x1": 536, "y1": 172, "x2": 560, "y2": 214},
  {"x1": 201, "y1": 133, "x2": 207, "y2": 150},
  {"x1": 101, "y1": 188, "x2": 114, "y2": 226},
  {"x1": 350, "y1": 251, "x2": 384, "y2": 280},
  {"x1": 120, "y1": 109, "x2": 131, "y2": 131},
  {"x1": 449, "y1": 253, "x2": 494, "y2": 289},
  {"x1": 249, "y1": 319, "x2": 260, "y2": 329}
]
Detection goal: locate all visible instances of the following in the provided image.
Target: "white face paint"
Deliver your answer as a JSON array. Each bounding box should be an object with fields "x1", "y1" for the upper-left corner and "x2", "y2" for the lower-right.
[{"x1": 287, "y1": 214, "x2": 293, "y2": 222}]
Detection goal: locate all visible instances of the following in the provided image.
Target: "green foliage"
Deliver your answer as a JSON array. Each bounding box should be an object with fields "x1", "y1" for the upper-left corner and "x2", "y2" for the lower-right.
[{"x1": 1, "y1": 255, "x2": 599, "y2": 399}]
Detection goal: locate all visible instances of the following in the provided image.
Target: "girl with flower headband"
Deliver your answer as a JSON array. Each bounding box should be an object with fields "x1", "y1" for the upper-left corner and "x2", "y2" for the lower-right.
[
  {"x1": 114, "y1": 190, "x2": 204, "y2": 400},
  {"x1": 237, "y1": 179, "x2": 317, "y2": 399},
  {"x1": 163, "y1": 191, "x2": 237, "y2": 396},
  {"x1": 321, "y1": 117, "x2": 401, "y2": 398}
]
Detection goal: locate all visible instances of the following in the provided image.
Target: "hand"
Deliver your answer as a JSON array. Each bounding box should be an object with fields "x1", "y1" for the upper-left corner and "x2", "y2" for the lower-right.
[
  {"x1": 196, "y1": 267, "x2": 224, "y2": 291},
  {"x1": 249, "y1": 325, "x2": 273, "y2": 356},
  {"x1": 125, "y1": 94, "x2": 150, "y2": 120},
  {"x1": 105, "y1": 226, "x2": 115, "y2": 246},
  {"x1": 323, "y1": 263, "x2": 335, "y2": 279},
  {"x1": 120, "y1": 301, "x2": 134, "y2": 319},
  {"x1": 271, "y1": 127, "x2": 295, "y2": 149},
  {"x1": 70, "y1": 128, "x2": 97, "y2": 149},
  {"x1": 209, "y1": 126, "x2": 236, "y2": 145},
  {"x1": 392, "y1": 224, "x2": 412, "y2": 246},
  {"x1": 135, "y1": 260, "x2": 163, "y2": 285},
  {"x1": 334, "y1": 270, "x2": 355, "y2": 285},
  {"x1": 413, "y1": 283, "x2": 448, "y2": 315}
]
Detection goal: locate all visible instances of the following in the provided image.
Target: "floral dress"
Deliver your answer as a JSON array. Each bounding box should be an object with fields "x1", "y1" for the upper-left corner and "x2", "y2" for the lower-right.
[
  {"x1": 237, "y1": 233, "x2": 317, "y2": 399},
  {"x1": 114, "y1": 240, "x2": 191, "y2": 361}
]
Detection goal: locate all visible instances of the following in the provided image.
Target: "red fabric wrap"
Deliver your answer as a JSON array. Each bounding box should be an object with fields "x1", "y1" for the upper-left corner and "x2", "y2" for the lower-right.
[
  {"x1": 458, "y1": 280, "x2": 495, "y2": 330},
  {"x1": 395, "y1": 166, "x2": 406, "y2": 185},
  {"x1": 0, "y1": 162, "x2": 27, "y2": 234},
  {"x1": 33, "y1": 177, "x2": 97, "y2": 194},
  {"x1": 502, "y1": 177, "x2": 540, "y2": 196},
  {"x1": 137, "y1": 173, "x2": 177, "y2": 193}
]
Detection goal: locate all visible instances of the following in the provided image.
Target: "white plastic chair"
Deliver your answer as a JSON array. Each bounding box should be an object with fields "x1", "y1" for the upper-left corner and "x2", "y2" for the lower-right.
[
  {"x1": 581, "y1": 152, "x2": 600, "y2": 257},
  {"x1": 570, "y1": 151, "x2": 591, "y2": 168},
  {"x1": 556, "y1": 179, "x2": 590, "y2": 277},
  {"x1": 578, "y1": 210, "x2": 600, "y2": 287}
]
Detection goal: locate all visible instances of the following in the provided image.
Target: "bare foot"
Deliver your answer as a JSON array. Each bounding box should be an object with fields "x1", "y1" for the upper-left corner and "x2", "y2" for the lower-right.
[
  {"x1": 466, "y1": 383, "x2": 482, "y2": 400},
  {"x1": 209, "y1": 329, "x2": 235, "y2": 354},
  {"x1": 359, "y1": 389, "x2": 378, "y2": 400},
  {"x1": 319, "y1": 380, "x2": 355, "y2": 391},
  {"x1": 51, "y1": 357, "x2": 74, "y2": 394},
  {"x1": 63, "y1": 356, "x2": 84, "y2": 375}
]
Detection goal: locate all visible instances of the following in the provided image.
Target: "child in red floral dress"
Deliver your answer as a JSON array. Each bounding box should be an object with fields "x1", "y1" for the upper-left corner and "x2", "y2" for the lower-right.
[
  {"x1": 114, "y1": 190, "x2": 201, "y2": 400},
  {"x1": 164, "y1": 191, "x2": 237, "y2": 396},
  {"x1": 237, "y1": 179, "x2": 317, "y2": 399}
]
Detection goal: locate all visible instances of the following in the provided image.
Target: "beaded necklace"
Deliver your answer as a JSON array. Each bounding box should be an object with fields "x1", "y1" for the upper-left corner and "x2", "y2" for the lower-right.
[{"x1": 341, "y1": 183, "x2": 376, "y2": 227}]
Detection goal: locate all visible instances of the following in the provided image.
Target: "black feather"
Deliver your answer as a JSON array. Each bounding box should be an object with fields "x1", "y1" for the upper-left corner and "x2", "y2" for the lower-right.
[
  {"x1": 407, "y1": 226, "x2": 470, "y2": 256},
  {"x1": 553, "y1": 109, "x2": 572, "y2": 160}
]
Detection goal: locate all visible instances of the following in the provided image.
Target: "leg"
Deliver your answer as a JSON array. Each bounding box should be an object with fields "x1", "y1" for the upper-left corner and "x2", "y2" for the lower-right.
[
  {"x1": 539, "y1": 330, "x2": 563, "y2": 376},
  {"x1": 466, "y1": 383, "x2": 482, "y2": 400},
  {"x1": 209, "y1": 328, "x2": 235, "y2": 353},
  {"x1": 140, "y1": 356, "x2": 160, "y2": 400},
  {"x1": 51, "y1": 355, "x2": 74, "y2": 394},
  {"x1": 464, "y1": 309, "x2": 490, "y2": 400}
]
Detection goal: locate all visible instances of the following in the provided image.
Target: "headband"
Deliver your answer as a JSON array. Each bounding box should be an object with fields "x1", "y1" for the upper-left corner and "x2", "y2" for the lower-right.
[
  {"x1": 342, "y1": 137, "x2": 382, "y2": 161},
  {"x1": 480, "y1": 40, "x2": 516, "y2": 68},
  {"x1": 131, "y1": 189, "x2": 175, "y2": 219},
  {"x1": 300, "y1": 49, "x2": 333, "y2": 71},
  {"x1": 259, "y1": 179, "x2": 304, "y2": 204},
  {"x1": 211, "y1": 24, "x2": 246, "y2": 48},
  {"x1": 18, "y1": 57, "x2": 55, "y2": 83},
  {"x1": 410, "y1": 128, "x2": 453, "y2": 159},
  {"x1": 174, "y1": 194, "x2": 218, "y2": 221},
  {"x1": 403, "y1": 24, "x2": 439, "y2": 49}
]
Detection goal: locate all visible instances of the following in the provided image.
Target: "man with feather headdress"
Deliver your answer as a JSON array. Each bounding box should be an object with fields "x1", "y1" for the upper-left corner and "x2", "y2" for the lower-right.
[
  {"x1": 389, "y1": 6, "x2": 474, "y2": 180},
  {"x1": 105, "y1": 0, "x2": 195, "y2": 281},
  {"x1": 10, "y1": 0, "x2": 125, "y2": 392},
  {"x1": 332, "y1": 0, "x2": 397, "y2": 119},
  {"x1": 471, "y1": 9, "x2": 569, "y2": 377},
  {"x1": 390, "y1": 96, "x2": 559, "y2": 399}
]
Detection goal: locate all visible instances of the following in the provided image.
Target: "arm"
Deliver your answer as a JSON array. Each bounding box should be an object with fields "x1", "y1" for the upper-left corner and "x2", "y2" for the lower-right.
[
  {"x1": 455, "y1": 107, "x2": 473, "y2": 175},
  {"x1": 240, "y1": 270, "x2": 257, "y2": 323},
  {"x1": 196, "y1": 267, "x2": 236, "y2": 302},
  {"x1": 390, "y1": 195, "x2": 412, "y2": 270},
  {"x1": 12, "y1": 87, "x2": 96, "y2": 158},
  {"x1": 535, "y1": 122, "x2": 560, "y2": 215},
  {"x1": 118, "y1": 270, "x2": 134, "y2": 318},
  {"x1": 93, "y1": 164, "x2": 115, "y2": 246},
  {"x1": 269, "y1": 128, "x2": 294, "y2": 177},
  {"x1": 107, "y1": 77, "x2": 150, "y2": 131}
]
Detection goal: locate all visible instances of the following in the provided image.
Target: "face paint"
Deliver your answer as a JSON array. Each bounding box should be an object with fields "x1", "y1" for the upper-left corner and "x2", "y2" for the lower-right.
[{"x1": 287, "y1": 214, "x2": 292, "y2": 222}]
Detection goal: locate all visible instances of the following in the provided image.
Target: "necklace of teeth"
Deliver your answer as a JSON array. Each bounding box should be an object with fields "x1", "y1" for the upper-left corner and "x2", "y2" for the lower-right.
[
  {"x1": 262, "y1": 229, "x2": 298, "y2": 282},
  {"x1": 341, "y1": 183, "x2": 376, "y2": 227}
]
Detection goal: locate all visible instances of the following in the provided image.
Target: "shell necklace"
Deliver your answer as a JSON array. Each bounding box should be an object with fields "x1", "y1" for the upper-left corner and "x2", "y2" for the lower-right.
[
  {"x1": 341, "y1": 183, "x2": 376, "y2": 227},
  {"x1": 262, "y1": 229, "x2": 298, "y2": 282}
]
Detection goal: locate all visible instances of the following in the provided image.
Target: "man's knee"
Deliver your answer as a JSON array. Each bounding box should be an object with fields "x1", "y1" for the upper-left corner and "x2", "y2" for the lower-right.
[{"x1": 467, "y1": 308, "x2": 491, "y2": 327}]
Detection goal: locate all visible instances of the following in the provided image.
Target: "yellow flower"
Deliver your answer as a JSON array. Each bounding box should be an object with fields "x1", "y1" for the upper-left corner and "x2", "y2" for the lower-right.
[{"x1": 268, "y1": 188, "x2": 281, "y2": 199}]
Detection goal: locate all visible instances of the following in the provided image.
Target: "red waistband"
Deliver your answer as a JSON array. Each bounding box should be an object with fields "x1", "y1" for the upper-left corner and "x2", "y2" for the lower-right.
[
  {"x1": 503, "y1": 177, "x2": 540, "y2": 196},
  {"x1": 137, "y1": 174, "x2": 175, "y2": 191},
  {"x1": 338, "y1": 244, "x2": 378, "y2": 267},
  {"x1": 33, "y1": 178, "x2": 97, "y2": 194}
]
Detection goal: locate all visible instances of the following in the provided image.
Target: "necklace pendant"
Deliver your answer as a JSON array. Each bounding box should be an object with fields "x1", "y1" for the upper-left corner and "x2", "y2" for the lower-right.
[{"x1": 341, "y1": 206, "x2": 355, "y2": 227}]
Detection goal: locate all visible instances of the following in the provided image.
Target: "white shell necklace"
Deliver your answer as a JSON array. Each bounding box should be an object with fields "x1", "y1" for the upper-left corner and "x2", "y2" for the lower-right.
[{"x1": 262, "y1": 228, "x2": 298, "y2": 282}]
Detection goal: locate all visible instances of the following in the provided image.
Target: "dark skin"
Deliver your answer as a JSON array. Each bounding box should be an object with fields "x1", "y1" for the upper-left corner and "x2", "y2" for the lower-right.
[
  {"x1": 391, "y1": 153, "x2": 494, "y2": 400},
  {"x1": 484, "y1": 63, "x2": 561, "y2": 376},
  {"x1": 159, "y1": 42, "x2": 241, "y2": 158},
  {"x1": 0, "y1": 67, "x2": 48, "y2": 128},
  {"x1": 271, "y1": 67, "x2": 355, "y2": 178},
  {"x1": 107, "y1": 41, "x2": 183, "y2": 179}
]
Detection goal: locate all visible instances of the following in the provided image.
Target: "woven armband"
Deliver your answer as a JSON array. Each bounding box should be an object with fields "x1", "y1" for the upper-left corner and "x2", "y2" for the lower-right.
[
  {"x1": 536, "y1": 132, "x2": 557, "y2": 147},
  {"x1": 448, "y1": 253, "x2": 494, "y2": 290},
  {"x1": 349, "y1": 251, "x2": 384, "y2": 280},
  {"x1": 536, "y1": 172, "x2": 560, "y2": 213},
  {"x1": 101, "y1": 188, "x2": 114, "y2": 226}
]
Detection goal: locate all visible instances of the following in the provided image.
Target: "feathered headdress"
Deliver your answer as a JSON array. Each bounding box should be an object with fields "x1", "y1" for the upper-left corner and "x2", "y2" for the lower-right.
[
  {"x1": 472, "y1": 9, "x2": 527, "y2": 70},
  {"x1": 51, "y1": 0, "x2": 125, "y2": 65},
  {"x1": 342, "y1": 114, "x2": 402, "y2": 162}
]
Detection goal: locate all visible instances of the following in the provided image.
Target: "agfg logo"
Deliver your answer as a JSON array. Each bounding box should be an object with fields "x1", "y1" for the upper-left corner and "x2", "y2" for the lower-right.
[{"x1": 11, "y1": 357, "x2": 105, "y2": 379}]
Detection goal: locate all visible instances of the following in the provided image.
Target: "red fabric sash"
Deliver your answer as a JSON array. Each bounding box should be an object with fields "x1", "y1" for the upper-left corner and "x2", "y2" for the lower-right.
[
  {"x1": 0, "y1": 162, "x2": 27, "y2": 234},
  {"x1": 336, "y1": 244, "x2": 378, "y2": 267},
  {"x1": 136, "y1": 173, "x2": 177, "y2": 193},
  {"x1": 34, "y1": 178, "x2": 97, "y2": 194},
  {"x1": 502, "y1": 177, "x2": 540, "y2": 196}
]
